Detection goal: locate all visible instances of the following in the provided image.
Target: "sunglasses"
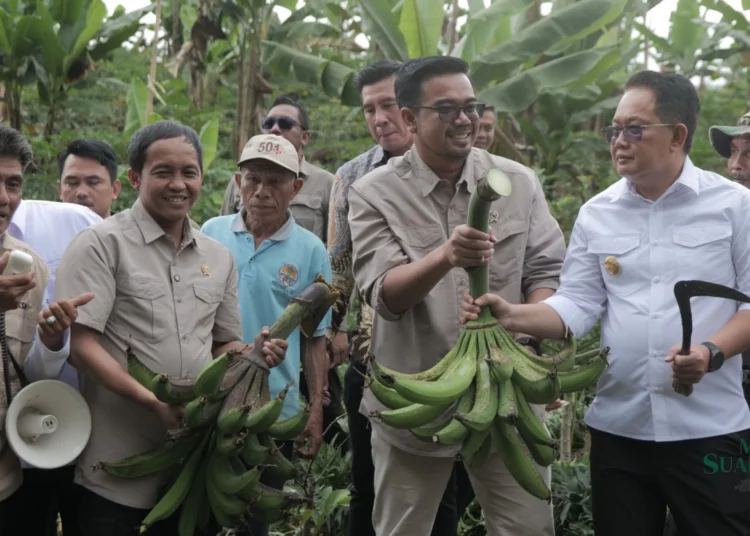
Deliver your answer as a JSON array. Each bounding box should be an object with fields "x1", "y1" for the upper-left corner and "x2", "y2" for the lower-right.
[
  {"x1": 261, "y1": 116, "x2": 300, "y2": 131},
  {"x1": 414, "y1": 102, "x2": 487, "y2": 124},
  {"x1": 603, "y1": 124, "x2": 675, "y2": 145}
]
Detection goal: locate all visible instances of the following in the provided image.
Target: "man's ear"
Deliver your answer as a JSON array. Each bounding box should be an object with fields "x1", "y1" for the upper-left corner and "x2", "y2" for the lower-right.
[
  {"x1": 126, "y1": 169, "x2": 140, "y2": 190},
  {"x1": 671, "y1": 123, "x2": 689, "y2": 153},
  {"x1": 292, "y1": 177, "x2": 304, "y2": 196},
  {"x1": 234, "y1": 172, "x2": 242, "y2": 188},
  {"x1": 111, "y1": 179, "x2": 122, "y2": 200},
  {"x1": 401, "y1": 108, "x2": 418, "y2": 134},
  {"x1": 301, "y1": 130, "x2": 311, "y2": 146}
]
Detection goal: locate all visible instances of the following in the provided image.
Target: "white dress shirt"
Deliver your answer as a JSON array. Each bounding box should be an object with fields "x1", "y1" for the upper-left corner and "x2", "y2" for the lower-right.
[
  {"x1": 9, "y1": 200, "x2": 102, "y2": 388},
  {"x1": 544, "y1": 156, "x2": 750, "y2": 442}
]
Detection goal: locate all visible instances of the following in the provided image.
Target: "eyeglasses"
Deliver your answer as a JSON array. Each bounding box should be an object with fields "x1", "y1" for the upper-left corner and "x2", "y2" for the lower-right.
[
  {"x1": 414, "y1": 102, "x2": 486, "y2": 123},
  {"x1": 261, "y1": 116, "x2": 300, "y2": 131},
  {"x1": 603, "y1": 124, "x2": 675, "y2": 145}
]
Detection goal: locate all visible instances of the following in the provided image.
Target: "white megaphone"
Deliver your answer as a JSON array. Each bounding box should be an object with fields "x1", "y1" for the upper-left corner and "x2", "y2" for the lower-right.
[{"x1": 4, "y1": 380, "x2": 91, "y2": 469}]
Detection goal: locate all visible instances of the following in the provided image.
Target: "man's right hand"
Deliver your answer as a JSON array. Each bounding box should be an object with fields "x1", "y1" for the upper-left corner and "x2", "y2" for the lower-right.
[
  {"x1": 330, "y1": 331, "x2": 349, "y2": 368},
  {"x1": 151, "y1": 398, "x2": 185, "y2": 430},
  {"x1": 0, "y1": 251, "x2": 36, "y2": 313},
  {"x1": 441, "y1": 225, "x2": 496, "y2": 268},
  {"x1": 460, "y1": 291, "x2": 512, "y2": 326}
]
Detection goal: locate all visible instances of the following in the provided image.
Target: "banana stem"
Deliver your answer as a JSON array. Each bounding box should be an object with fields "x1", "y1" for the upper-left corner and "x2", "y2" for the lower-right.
[{"x1": 465, "y1": 172, "x2": 511, "y2": 323}]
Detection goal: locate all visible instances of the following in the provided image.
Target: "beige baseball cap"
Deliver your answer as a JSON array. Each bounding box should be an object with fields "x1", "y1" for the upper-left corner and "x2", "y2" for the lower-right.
[
  {"x1": 237, "y1": 134, "x2": 299, "y2": 175},
  {"x1": 709, "y1": 111, "x2": 750, "y2": 159}
]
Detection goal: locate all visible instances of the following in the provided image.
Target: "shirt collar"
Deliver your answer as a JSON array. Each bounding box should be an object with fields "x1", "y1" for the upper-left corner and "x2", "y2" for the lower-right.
[
  {"x1": 233, "y1": 209, "x2": 296, "y2": 241},
  {"x1": 609, "y1": 156, "x2": 700, "y2": 203},
  {"x1": 373, "y1": 145, "x2": 389, "y2": 167},
  {"x1": 407, "y1": 147, "x2": 474, "y2": 197},
  {"x1": 300, "y1": 156, "x2": 310, "y2": 178},
  {"x1": 7, "y1": 200, "x2": 25, "y2": 241},
  {"x1": 132, "y1": 198, "x2": 197, "y2": 249}
]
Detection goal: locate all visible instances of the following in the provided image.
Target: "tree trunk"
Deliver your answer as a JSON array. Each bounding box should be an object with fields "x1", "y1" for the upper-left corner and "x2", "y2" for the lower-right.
[
  {"x1": 146, "y1": 0, "x2": 163, "y2": 123},
  {"x1": 234, "y1": 34, "x2": 248, "y2": 160},
  {"x1": 446, "y1": 0, "x2": 460, "y2": 55},
  {"x1": 44, "y1": 98, "x2": 57, "y2": 140},
  {"x1": 171, "y1": 0, "x2": 181, "y2": 57}
]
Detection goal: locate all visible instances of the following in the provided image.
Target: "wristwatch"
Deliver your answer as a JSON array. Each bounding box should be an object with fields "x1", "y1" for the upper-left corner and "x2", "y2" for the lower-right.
[
  {"x1": 702, "y1": 341, "x2": 725, "y2": 372},
  {"x1": 515, "y1": 336, "x2": 542, "y2": 356}
]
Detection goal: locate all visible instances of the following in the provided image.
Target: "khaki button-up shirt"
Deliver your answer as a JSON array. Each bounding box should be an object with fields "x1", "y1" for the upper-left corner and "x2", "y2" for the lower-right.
[
  {"x1": 0, "y1": 234, "x2": 48, "y2": 501},
  {"x1": 220, "y1": 157, "x2": 334, "y2": 243},
  {"x1": 55, "y1": 198, "x2": 243, "y2": 509},
  {"x1": 349, "y1": 148, "x2": 566, "y2": 457}
]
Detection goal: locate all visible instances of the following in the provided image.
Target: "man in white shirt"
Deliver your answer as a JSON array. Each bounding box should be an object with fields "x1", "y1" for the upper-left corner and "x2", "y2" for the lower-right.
[
  {"x1": 7, "y1": 199, "x2": 101, "y2": 536},
  {"x1": 460, "y1": 71, "x2": 750, "y2": 535}
]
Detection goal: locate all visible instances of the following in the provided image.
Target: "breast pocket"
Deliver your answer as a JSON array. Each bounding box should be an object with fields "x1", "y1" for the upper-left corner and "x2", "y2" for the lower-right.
[
  {"x1": 114, "y1": 275, "x2": 169, "y2": 342},
  {"x1": 291, "y1": 195, "x2": 323, "y2": 238},
  {"x1": 588, "y1": 234, "x2": 644, "y2": 297},
  {"x1": 489, "y1": 219, "x2": 528, "y2": 288},
  {"x1": 672, "y1": 223, "x2": 733, "y2": 282},
  {"x1": 5, "y1": 307, "x2": 39, "y2": 363},
  {"x1": 193, "y1": 283, "x2": 225, "y2": 343},
  {"x1": 391, "y1": 224, "x2": 444, "y2": 257}
]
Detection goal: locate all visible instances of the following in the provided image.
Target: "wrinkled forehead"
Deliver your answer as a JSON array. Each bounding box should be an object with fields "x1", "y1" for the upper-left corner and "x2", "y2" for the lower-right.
[{"x1": 731, "y1": 134, "x2": 750, "y2": 150}]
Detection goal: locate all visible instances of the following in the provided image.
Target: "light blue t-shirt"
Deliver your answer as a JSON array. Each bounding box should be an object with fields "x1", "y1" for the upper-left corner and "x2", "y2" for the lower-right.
[{"x1": 201, "y1": 211, "x2": 332, "y2": 420}]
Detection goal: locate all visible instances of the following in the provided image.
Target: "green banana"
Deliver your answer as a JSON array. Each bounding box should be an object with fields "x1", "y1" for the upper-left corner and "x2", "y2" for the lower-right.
[
  {"x1": 389, "y1": 351, "x2": 477, "y2": 406},
  {"x1": 244, "y1": 384, "x2": 290, "y2": 433},
  {"x1": 95, "y1": 434, "x2": 201, "y2": 478},
  {"x1": 127, "y1": 349, "x2": 157, "y2": 389},
  {"x1": 208, "y1": 450, "x2": 262, "y2": 495},
  {"x1": 217, "y1": 364, "x2": 256, "y2": 434},
  {"x1": 365, "y1": 375, "x2": 412, "y2": 410},
  {"x1": 368, "y1": 339, "x2": 464, "y2": 383},
  {"x1": 150, "y1": 374, "x2": 196, "y2": 405},
  {"x1": 264, "y1": 442, "x2": 297, "y2": 480},
  {"x1": 212, "y1": 357, "x2": 253, "y2": 400},
  {"x1": 491, "y1": 418, "x2": 550, "y2": 501},
  {"x1": 177, "y1": 456, "x2": 208, "y2": 536},
  {"x1": 184, "y1": 396, "x2": 223, "y2": 428},
  {"x1": 460, "y1": 429, "x2": 490, "y2": 461},
  {"x1": 510, "y1": 355, "x2": 562, "y2": 405},
  {"x1": 432, "y1": 385, "x2": 475, "y2": 445},
  {"x1": 207, "y1": 468, "x2": 246, "y2": 517},
  {"x1": 195, "y1": 353, "x2": 229, "y2": 397},
  {"x1": 495, "y1": 326, "x2": 577, "y2": 371},
  {"x1": 557, "y1": 353, "x2": 608, "y2": 393},
  {"x1": 454, "y1": 357, "x2": 497, "y2": 433},
  {"x1": 496, "y1": 376, "x2": 518, "y2": 422},
  {"x1": 513, "y1": 385, "x2": 556, "y2": 448},
  {"x1": 206, "y1": 475, "x2": 241, "y2": 529},
  {"x1": 246, "y1": 483, "x2": 304, "y2": 511},
  {"x1": 487, "y1": 349, "x2": 514, "y2": 382},
  {"x1": 410, "y1": 417, "x2": 453, "y2": 443},
  {"x1": 138, "y1": 433, "x2": 209, "y2": 534},
  {"x1": 239, "y1": 434, "x2": 270, "y2": 466},
  {"x1": 371, "y1": 401, "x2": 452, "y2": 429},
  {"x1": 267, "y1": 406, "x2": 311, "y2": 440},
  {"x1": 466, "y1": 431, "x2": 492, "y2": 468},
  {"x1": 216, "y1": 432, "x2": 246, "y2": 456}
]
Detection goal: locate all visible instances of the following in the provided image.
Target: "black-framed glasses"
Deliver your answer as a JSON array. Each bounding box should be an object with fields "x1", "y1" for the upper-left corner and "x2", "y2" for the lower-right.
[
  {"x1": 261, "y1": 116, "x2": 300, "y2": 131},
  {"x1": 414, "y1": 102, "x2": 486, "y2": 123},
  {"x1": 603, "y1": 124, "x2": 675, "y2": 145}
]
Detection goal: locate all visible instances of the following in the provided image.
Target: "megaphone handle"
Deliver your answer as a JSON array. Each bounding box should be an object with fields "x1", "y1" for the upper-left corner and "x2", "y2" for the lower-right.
[{"x1": 0, "y1": 312, "x2": 29, "y2": 406}]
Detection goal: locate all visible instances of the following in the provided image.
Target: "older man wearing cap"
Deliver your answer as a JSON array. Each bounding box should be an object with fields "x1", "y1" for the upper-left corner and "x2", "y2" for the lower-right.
[
  {"x1": 201, "y1": 133, "x2": 332, "y2": 536},
  {"x1": 710, "y1": 111, "x2": 750, "y2": 188}
]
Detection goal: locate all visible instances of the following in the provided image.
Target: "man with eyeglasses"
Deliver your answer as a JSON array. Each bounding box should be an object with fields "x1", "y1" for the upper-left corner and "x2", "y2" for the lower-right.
[
  {"x1": 460, "y1": 71, "x2": 750, "y2": 536},
  {"x1": 473, "y1": 105, "x2": 497, "y2": 151},
  {"x1": 220, "y1": 95, "x2": 334, "y2": 245},
  {"x1": 348, "y1": 55, "x2": 566, "y2": 536}
]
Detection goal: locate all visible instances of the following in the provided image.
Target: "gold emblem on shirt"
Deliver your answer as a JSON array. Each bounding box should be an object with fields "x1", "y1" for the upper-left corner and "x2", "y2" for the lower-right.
[
  {"x1": 604, "y1": 256, "x2": 621, "y2": 276},
  {"x1": 200, "y1": 264, "x2": 210, "y2": 276}
]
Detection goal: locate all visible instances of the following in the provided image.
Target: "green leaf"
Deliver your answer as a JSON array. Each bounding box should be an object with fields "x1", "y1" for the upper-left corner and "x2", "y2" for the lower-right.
[
  {"x1": 632, "y1": 21, "x2": 672, "y2": 53},
  {"x1": 50, "y1": 0, "x2": 85, "y2": 25},
  {"x1": 90, "y1": 4, "x2": 153, "y2": 61},
  {"x1": 669, "y1": 0, "x2": 702, "y2": 53},
  {"x1": 546, "y1": 0, "x2": 628, "y2": 55},
  {"x1": 458, "y1": 0, "x2": 534, "y2": 62},
  {"x1": 323, "y1": 489, "x2": 351, "y2": 515},
  {"x1": 12, "y1": 15, "x2": 42, "y2": 58},
  {"x1": 0, "y1": 11, "x2": 12, "y2": 55},
  {"x1": 357, "y1": 0, "x2": 409, "y2": 61},
  {"x1": 399, "y1": 0, "x2": 443, "y2": 58},
  {"x1": 124, "y1": 77, "x2": 149, "y2": 136},
  {"x1": 570, "y1": 95, "x2": 621, "y2": 123},
  {"x1": 199, "y1": 118, "x2": 219, "y2": 171},
  {"x1": 470, "y1": 0, "x2": 627, "y2": 88},
  {"x1": 467, "y1": 0, "x2": 486, "y2": 14},
  {"x1": 33, "y1": 0, "x2": 66, "y2": 76},
  {"x1": 477, "y1": 46, "x2": 619, "y2": 113},
  {"x1": 63, "y1": 0, "x2": 107, "y2": 74},
  {"x1": 180, "y1": 4, "x2": 198, "y2": 43}
]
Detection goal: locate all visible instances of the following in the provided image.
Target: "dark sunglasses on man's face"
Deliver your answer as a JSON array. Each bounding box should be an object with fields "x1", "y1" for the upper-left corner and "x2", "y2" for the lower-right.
[
  {"x1": 603, "y1": 123, "x2": 675, "y2": 145},
  {"x1": 261, "y1": 116, "x2": 299, "y2": 131}
]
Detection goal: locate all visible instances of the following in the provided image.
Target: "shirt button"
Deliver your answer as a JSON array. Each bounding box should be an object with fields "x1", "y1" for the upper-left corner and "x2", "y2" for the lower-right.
[
  {"x1": 651, "y1": 312, "x2": 660, "y2": 319},
  {"x1": 182, "y1": 334, "x2": 188, "y2": 340},
  {"x1": 177, "y1": 298, "x2": 182, "y2": 303},
  {"x1": 174, "y1": 275, "x2": 181, "y2": 282},
  {"x1": 250, "y1": 258, "x2": 255, "y2": 263},
  {"x1": 653, "y1": 277, "x2": 660, "y2": 283}
]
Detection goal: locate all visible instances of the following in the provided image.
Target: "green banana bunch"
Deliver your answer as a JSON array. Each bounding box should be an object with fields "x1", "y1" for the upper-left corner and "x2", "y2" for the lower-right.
[
  {"x1": 365, "y1": 170, "x2": 611, "y2": 501},
  {"x1": 102, "y1": 276, "x2": 338, "y2": 534}
]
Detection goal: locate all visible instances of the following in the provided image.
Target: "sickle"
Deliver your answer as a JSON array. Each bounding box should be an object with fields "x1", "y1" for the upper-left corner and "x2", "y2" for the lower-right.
[{"x1": 672, "y1": 280, "x2": 750, "y2": 396}]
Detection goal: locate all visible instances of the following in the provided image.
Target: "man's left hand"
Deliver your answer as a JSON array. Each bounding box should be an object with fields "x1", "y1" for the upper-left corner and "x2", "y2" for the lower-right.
[
  {"x1": 665, "y1": 344, "x2": 710, "y2": 385},
  {"x1": 37, "y1": 292, "x2": 95, "y2": 351},
  {"x1": 296, "y1": 405, "x2": 323, "y2": 459},
  {"x1": 253, "y1": 327, "x2": 288, "y2": 368}
]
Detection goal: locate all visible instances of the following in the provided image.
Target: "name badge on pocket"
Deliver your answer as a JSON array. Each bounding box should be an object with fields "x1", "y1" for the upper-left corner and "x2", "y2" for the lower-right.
[{"x1": 604, "y1": 256, "x2": 621, "y2": 276}]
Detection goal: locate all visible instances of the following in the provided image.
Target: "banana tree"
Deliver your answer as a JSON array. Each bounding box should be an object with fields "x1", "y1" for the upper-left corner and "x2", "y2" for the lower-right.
[{"x1": 26, "y1": 0, "x2": 154, "y2": 138}]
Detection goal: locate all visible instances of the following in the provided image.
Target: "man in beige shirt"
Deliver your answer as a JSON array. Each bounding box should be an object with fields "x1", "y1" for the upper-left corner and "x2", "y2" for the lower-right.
[
  {"x1": 348, "y1": 56, "x2": 566, "y2": 536},
  {"x1": 55, "y1": 120, "x2": 288, "y2": 535}
]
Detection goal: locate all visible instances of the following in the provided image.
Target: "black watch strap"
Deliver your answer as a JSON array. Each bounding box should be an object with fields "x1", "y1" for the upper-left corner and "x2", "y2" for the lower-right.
[{"x1": 515, "y1": 336, "x2": 542, "y2": 355}]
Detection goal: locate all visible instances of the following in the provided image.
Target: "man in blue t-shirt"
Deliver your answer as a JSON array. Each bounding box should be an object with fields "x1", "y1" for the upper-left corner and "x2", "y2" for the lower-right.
[{"x1": 201, "y1": 133, "x2": 331, "y2": 536}]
